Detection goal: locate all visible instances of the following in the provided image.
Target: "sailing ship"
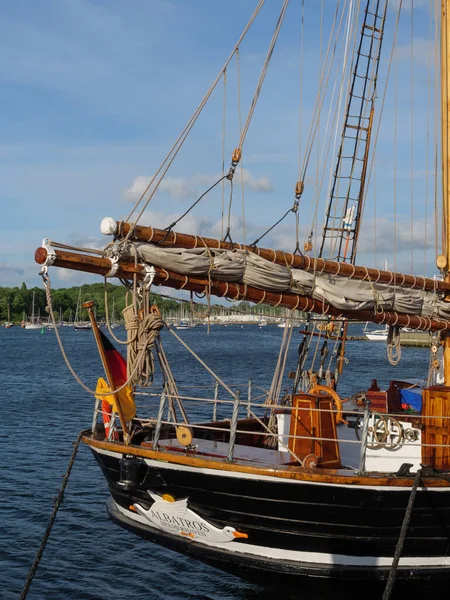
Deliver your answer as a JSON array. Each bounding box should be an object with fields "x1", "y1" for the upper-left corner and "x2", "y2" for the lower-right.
[{"x1": 34, "y1": 1, "x2": 450, "y2": 596}]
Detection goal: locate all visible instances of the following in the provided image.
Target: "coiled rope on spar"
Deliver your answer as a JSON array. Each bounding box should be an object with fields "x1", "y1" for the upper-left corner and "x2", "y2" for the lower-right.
[{"x1": 19, "y1": 432, "x2": 84, "y2": 600}]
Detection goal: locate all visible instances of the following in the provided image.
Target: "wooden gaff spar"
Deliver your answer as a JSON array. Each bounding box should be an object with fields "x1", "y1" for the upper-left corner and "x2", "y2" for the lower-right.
[
  {"x1": 35, "y1": 244, "x2": 450, "y2": 334},
  {"x1": 101, "y1": 218, "x2": 450, "y2": 293}
]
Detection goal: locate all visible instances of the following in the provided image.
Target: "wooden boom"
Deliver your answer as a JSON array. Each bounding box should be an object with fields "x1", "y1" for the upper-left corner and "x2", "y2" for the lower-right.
[
  {"x1": 35, "y1": 245, "x2": 450, "y2": 334},
  {"x1": 103, "y1": 219, "x2": 450, "y2": 293}
]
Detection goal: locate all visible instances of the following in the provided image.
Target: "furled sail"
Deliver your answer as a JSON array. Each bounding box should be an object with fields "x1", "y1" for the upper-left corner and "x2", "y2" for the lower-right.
[{"x1": 35, "y1": 218, "x2": 450, "y2": 334}]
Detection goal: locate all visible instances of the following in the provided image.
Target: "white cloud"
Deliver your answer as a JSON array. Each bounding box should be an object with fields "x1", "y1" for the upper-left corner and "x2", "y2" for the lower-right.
[
  {"x1": 0, "y1": 262, "x2": 24, "y2": 276},
  {"x1": 67, "y1": 235, "x2": 104, "y2": 250},
  {"x1": 395, "y1": 38, "x2": 436, "y2": 69},
  {"x1": 56, "y1": 268, "x2": 102, "y2": 285},
  {"x1": 389, "y1": 0, "x2": 430, "y2": 11},
  {"x1": 240, "y1": 169, "x2": 272, "y2": 192},
  {"x1": 123, "y1": 169, "x2": 273, "y2": 203},
  {"x1": 138, "y1": 210, "x2": 214, "y2": 236},
  {"x1": 357, "y1": 216, "x2": 436, "y2": 254}
]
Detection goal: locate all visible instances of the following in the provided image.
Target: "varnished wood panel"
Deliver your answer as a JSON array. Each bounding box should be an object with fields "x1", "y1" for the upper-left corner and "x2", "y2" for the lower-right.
[{"x1": 422, "y1": 387, "x2": 450, "y2": 469}]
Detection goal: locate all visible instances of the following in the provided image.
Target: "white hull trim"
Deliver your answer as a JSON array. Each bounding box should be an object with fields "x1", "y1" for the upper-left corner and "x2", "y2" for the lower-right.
[
  {"x1": 93, "y1": 447, "x2": 450, "y2": 492},
  {"x1": 113, "y1": 500, "x2": 450, "y2": 568}
]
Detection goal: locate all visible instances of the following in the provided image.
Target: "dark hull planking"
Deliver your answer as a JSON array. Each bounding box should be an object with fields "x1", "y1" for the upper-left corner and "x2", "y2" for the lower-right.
[
  {"x1": 107, "y1": 499, "x2": 450, "y2": 598},
  {"x1": 92, "y1": 447, "x2": 450, "y2": 593}
]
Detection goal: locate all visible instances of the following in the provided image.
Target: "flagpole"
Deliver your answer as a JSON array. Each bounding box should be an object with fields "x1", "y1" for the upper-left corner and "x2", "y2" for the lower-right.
[{"x1": 83, "y1": 301, "x2": 131, "y2": 444}]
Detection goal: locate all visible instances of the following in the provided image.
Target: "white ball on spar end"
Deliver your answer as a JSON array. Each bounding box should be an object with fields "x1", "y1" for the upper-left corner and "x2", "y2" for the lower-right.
[{"x1": 100, "y1": 217, "x2": 117, "y2": 236}]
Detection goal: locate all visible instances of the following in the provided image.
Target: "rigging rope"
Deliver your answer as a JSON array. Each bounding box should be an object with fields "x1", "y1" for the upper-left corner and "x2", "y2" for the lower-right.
[
  {"x1": 221, "y1": 68, "x2": 227, "y2": 240},
  {"x1": 42, "y1": 272, "x2": 161, "y2": 397},
  {"x1": 387, "y1": 325, "x2": 402, "y2": 366},
  {"x1": 359, "y1": 0, "x2": 403, "y2": 257},
  {"x1": 236, "y1": 0, "x2": 290, "y2": 151},
  {"x1": 236, "y1": 48, "x2": 246, "y2": 245},
  {"x1": 164, "y1": 175, "x2": 228, "y2": 233},
  {"x1": 251, "y1": 1, "x2": 346, "y2": 247},
  {"x1": 104, "y1": 278, "x2": 136, "y2": 345},
  {"x1": 19, "y1": 432, "x2": 83, "y2": 600},
  {"x1": 122, "y1": 0, "x2": 266, "y2": 235},
  {"x1": 381, "y1": 468, "x2": 422, "y2": 600},
  {"x1": 410, "y1": 1, "x2": 415, "y2": 273},
  {"x1": 266, "y1": 315, "x2": 295, "y2": 406}
]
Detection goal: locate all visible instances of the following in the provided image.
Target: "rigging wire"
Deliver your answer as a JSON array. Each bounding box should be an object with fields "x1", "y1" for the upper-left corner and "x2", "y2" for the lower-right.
[
  {"x1": 236, "y1": 48, "x2": 246, "y2": 245},
  {"x1": 434, "y1": 0, "x2": 440, "y2": 259},
  {"x1": 297, "y1": 0, "x2": 305, "y2": 182},
  {"x1": 393, "y1": 11, "x2": 398, "y2": 276},
  {"x1": 424, "y1": 2, "x2": 433, "y2": 274},
  {"x1": 252, "y1": 1, "x2": 347, "y2": 247},
  {"x1": 314, "y1": 0, "x2": 325, "y2": 256},
  {"x1": 317, "y1": 0, "x2": 356, "y2": 258},
  {"x1": 298, "y1": 1, "x2": 346, "y2": 193},
  {"x1": 325, "y1": 0, "x2": 387, "y2": 263},
  {"x1": 359, "y1": 1, "x2": 404, "y2": 249},
  {"x1": 121, "y1": 0, "x2": 266, "y2": 238},
  {"x1": 410, "y1": 0, "x2": 415, "y2": 273},
  {"x1": 164, "y1": 175, "x2": 228, "y2": 233},
  {"x1": 221, "y1": 69, "x2": 227, "y2": 240},
  {"x1": 236, "y1": 0, "x2": 290, "y2": 152},
  {"x1": 316, "y1": 0, "x2": 362, "y2": 259}
]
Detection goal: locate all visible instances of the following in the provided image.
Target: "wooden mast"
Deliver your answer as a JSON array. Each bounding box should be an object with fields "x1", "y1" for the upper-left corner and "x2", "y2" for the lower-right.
[{"x1": 441, "y1": 0, "x2": 450, "y2": 383}]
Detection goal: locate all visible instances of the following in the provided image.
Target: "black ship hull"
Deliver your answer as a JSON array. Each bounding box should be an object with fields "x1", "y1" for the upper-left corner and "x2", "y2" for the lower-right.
[
  {"x1": 92, "y1": 445, "x2": 450, "y2": 595},
  {"x1": 106, "y1": 498, "x2": 448, "y2": 598}
]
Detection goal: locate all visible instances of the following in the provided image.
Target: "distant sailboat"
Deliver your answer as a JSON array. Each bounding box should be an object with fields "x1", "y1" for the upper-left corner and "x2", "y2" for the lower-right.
[
  {"x1": 22, "y1": 291, "x2": 41, "y2": 330},
  {"x1": 74, "y1": 289, "x2": 92, "y2": 330},
  {"x1": 364, "y1": 323, "x2": 388, "y2": 341},
  {"x1": 4, "y1": 302, "x2": 13, "y2": 328}
]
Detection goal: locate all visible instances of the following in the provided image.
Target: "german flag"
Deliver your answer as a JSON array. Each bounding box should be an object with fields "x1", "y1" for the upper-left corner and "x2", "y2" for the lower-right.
[
  {"x1": 95, "y1": 330, "x2": 136, "y2": 438},
  {"x1": 98, "y1": 328, "x2": 127, "y2": 387}
]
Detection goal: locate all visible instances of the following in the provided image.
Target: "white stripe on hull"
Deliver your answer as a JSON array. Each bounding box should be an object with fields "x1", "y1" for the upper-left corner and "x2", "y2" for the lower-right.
[
  {"x1": 93, "y1": 447, "x2": 450, "y2": 492},
  {"x1": 113, "y1": 500, "x2": 450, "y2": 569}
]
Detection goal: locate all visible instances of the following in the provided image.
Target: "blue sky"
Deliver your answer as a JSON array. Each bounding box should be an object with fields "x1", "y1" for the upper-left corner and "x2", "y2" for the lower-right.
[{"x1": 0, "y1": 0, "x2": 440, "y2": 289}]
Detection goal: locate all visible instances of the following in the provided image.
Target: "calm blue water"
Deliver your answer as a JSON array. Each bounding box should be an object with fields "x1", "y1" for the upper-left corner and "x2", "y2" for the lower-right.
[{"x1": 0, "y1": 323, "x2": 429, "y2": 599}]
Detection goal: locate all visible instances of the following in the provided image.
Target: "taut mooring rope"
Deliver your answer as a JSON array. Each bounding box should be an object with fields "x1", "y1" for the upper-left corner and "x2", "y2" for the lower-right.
[
  {"x1": 19, "y1": 431, "x2": 84, "y2": 600},
  {"x1": 381, "y1": 468, "x2": 422, "y2": 600}
]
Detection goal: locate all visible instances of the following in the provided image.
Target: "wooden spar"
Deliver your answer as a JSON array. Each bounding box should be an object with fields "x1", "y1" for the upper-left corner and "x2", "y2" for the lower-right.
[
  {"x1": 35, "y1": 245, "x2": 450, "y2": 334},
  {"x1": 103, "y1": 219, "x2": 450, "y2": 293},
  {"x1": 82, "y1": 301, "x2": 130, "y2": 444}
]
